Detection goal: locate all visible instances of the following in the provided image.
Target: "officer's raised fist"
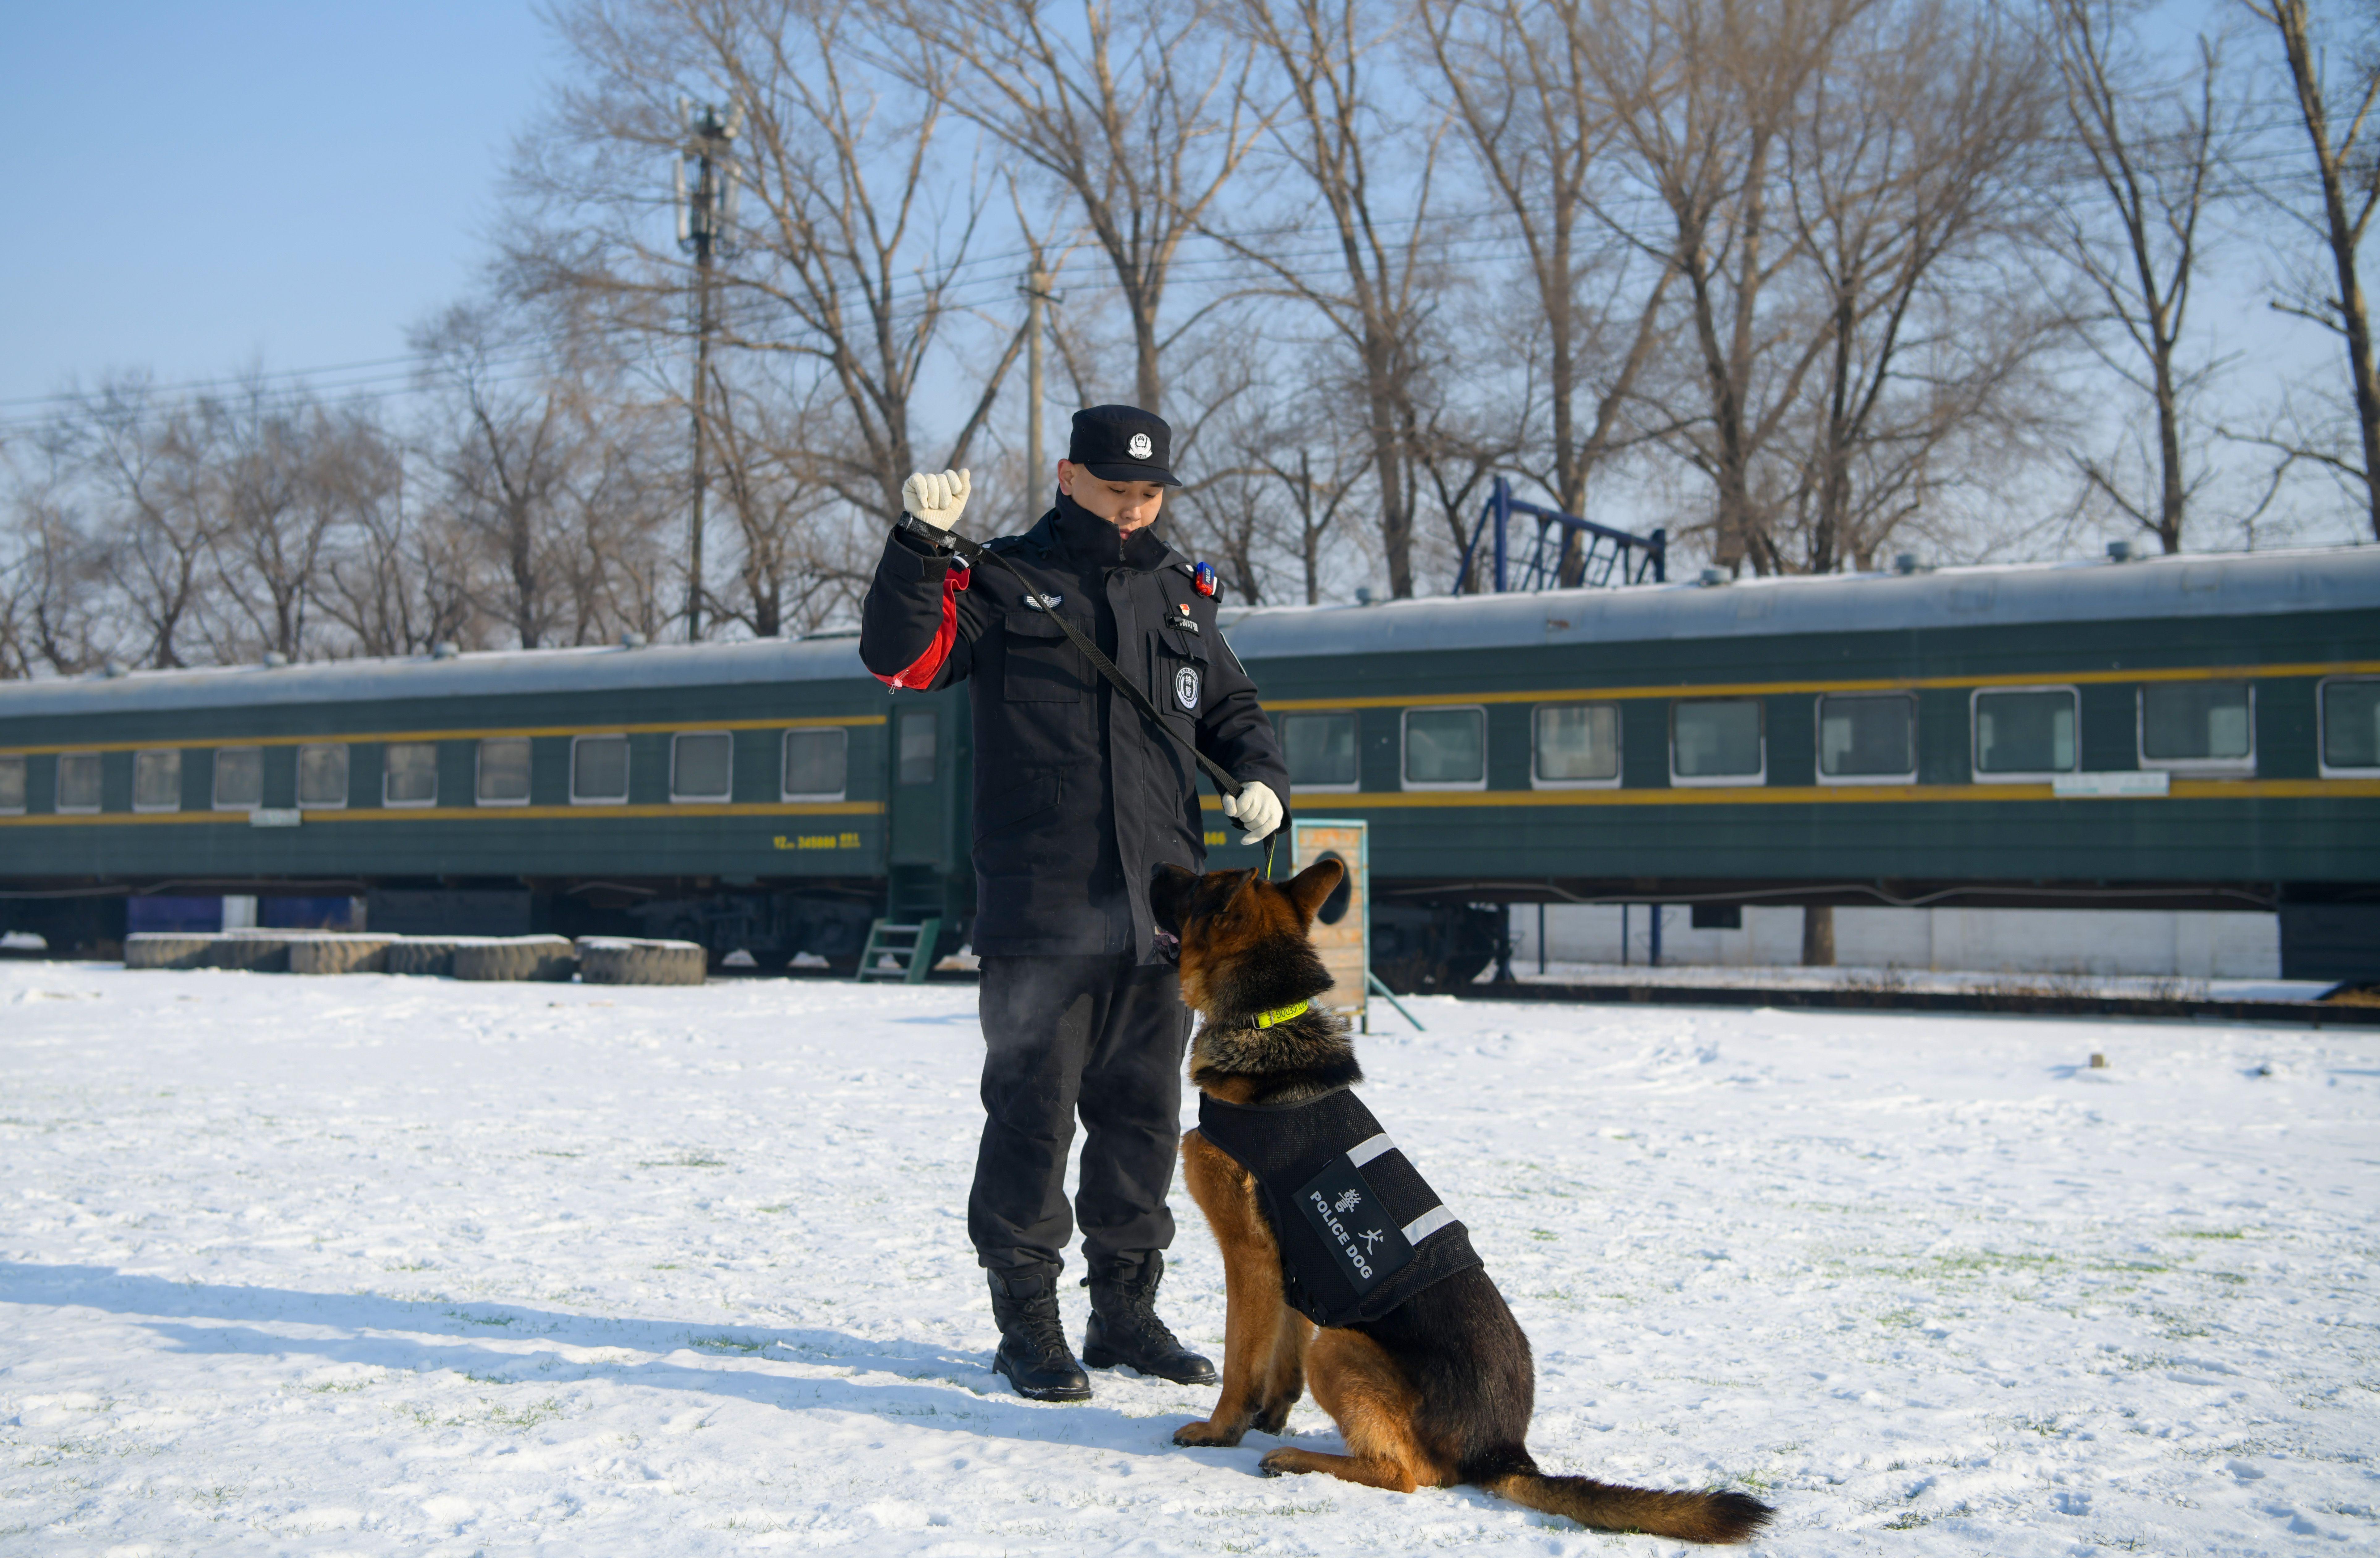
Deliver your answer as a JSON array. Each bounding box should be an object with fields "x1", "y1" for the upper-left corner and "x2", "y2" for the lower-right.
[{"x1": 901, "y1": 468, "x2": 972, "y2": 532}]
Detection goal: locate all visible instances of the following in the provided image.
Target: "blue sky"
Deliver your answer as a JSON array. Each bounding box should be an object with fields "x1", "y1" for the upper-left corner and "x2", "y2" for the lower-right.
[{"x1": 0, "y1": 2, "x2": 552, "y2": 409}]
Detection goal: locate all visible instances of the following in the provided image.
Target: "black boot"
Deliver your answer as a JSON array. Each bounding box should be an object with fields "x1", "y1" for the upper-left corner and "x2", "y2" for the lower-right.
[
  {"x1": 1082, "y1": 1251, "x2": 1216, "y2": 1385},
  {"x1": 987, "y1": 1265, "x2": 1092, "y2": 1402}
]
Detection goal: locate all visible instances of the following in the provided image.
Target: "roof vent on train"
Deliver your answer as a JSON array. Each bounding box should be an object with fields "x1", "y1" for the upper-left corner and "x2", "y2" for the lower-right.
[
  {"x1": 1698, "y1": 566, "x2": 1727, "y2": 587},
  {"x1": 261, "y1": 651, "x2": 289, "y2": 668},
  {"x1": 431, "y1": 641, "x2": 461, "y2": 660},
  {"x1": 620, "y1": 631, "x2": 649, "y2": 650},
  {"x1": 2106, "y1": 540, "x2": 2135, "y2": 563},
  {"x1": 101, "y1": 657, "x2": 129, "y2": 678},
  {"x1": 1893, "y1": 552, "x2": 1921, "y2": 575}
]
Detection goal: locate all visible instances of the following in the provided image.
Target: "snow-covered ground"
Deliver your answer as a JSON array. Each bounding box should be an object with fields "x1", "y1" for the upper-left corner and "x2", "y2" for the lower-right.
[{"x1": 2, "y1": 963, "x2": 2372, "y2": 1556}]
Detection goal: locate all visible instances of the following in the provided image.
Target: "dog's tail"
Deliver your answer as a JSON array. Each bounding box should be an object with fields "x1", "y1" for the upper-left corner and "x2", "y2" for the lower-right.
[{"x1": 1480, "y1": 1469, "x2": 1773, "y2": 1545}]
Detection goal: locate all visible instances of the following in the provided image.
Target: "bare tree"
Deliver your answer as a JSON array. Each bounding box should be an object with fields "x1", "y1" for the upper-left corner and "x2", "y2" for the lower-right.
[
  {"x1": 2051, "y1": 0, "x2": 2231, "y2": 554},
  {"x1": 701, "y1": 374, "x2": 866, "y2": 636},
  {"x1": 1220, "y1": 0, "x2": 1448, "y2": 596},
  {"x1": 203, "y1": 387, "x2": 349, "y2": 660},
  {"x1": 1266, "y1": 440, "x2": 1372, "y2": 602},
  {"x1": 314, "y1": 436, "x2": 478, "y2": 657},
  {"x1": 0, "y1": 440, "x2": 107, "y2": 676},
  {"x1": 1412, "y1": 384, "x2": 1528, "y2": 582},
  {"x1": 1781, "y1": 0, "x2": 2056, "y2": 572},
  {"x1": 1584, "y1": 0, "x2": 1869, "y2": 574},
  {"x1": 895, "y1": 0, "x2": 1268, "y2": 413},
  {"x1": 2239, "y1": 0, "x2": 2380, "y2": 538},
  {"x1": 71, "y1": 380, "x2": 218, "y2": 667},
  {"x1": 517, "y1": 0, "x2": 1023, "y2": 533},
  {"x1": 1421, "y1": 0, "x2": 1676, "y2": 536},
  {"x1": 415, "y1": 307, "x2": 583, "y2": 649}
]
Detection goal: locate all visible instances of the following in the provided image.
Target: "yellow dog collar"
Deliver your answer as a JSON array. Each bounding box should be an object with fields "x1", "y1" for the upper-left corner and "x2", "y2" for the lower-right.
[{"x1": 1254, "y1": 1000, "x2": 1310, "y2": 1029}]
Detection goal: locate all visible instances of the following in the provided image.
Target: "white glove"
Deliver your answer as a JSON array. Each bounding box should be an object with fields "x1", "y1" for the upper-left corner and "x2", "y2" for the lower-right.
[
  {"x1": 901, "y1": 467, "x2": 971, "y2": 532},
  {"x1": 1222, "y1": 781, "x2": 1282, "y2": 844}
]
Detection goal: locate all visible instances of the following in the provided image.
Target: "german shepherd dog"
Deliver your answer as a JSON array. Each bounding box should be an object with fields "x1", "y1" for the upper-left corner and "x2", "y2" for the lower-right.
[{"x1": 1151, "y1": 859, "x2": 1773, "y2": 1545}]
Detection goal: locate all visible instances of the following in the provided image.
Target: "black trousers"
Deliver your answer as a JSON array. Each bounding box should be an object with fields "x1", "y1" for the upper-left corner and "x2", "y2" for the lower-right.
[{"x1": 970, "y1": 954, "x2": 1193, "y2": 1272}]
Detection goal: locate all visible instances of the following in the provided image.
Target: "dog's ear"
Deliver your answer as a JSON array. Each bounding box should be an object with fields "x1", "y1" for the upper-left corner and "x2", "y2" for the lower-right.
[
  {"x1": 1282, "y1": 857, "x2": 1345, "y2": 929},
  {"x1": 1150, "y1": 863, "x2": 1200, "y2": 933}
]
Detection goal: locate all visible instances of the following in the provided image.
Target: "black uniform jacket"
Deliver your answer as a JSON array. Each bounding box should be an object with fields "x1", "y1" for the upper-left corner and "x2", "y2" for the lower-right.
[
  {"x1": 1196, "y1": 1087, "x2": 1484, "y2": 1328},
  {"x1": 858, "y1": 495, "x2": 1290, "y2": 960}
]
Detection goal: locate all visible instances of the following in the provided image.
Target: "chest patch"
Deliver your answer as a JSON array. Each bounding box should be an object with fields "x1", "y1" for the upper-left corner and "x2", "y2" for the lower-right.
[
  {"x1": 1174, "y1": 664, "x2": 1202, "y2": 711},
  {"x1": 1293, "y1": 1149, "x2": 1416, "y2": 1297}
]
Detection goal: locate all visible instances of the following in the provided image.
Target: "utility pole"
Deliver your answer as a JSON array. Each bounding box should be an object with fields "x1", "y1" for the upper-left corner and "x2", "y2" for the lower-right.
[
  {"x1": 1020, "y1": 269, "x2": 1060, "y2": 493},
  {"x1": 675, "y1": 98, "x2": 742, "y2": 641}
]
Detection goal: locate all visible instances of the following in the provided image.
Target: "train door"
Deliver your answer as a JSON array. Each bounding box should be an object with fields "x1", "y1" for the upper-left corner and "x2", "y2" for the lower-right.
[
  {"x1": 888, "y1": 701, "x2": 947, "y2": 867},
  {"x1": 884, "y1": 692, "x2": 966, "y2": 928}
]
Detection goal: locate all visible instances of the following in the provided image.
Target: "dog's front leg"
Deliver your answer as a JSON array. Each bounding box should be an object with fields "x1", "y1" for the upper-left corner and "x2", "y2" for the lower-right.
[
  {"x1": 1250, "y1": 1309, "x2": 1313, "y2": 1435},
  {"x1": 1173, "y1": 1130, "x2": 1286, "y2": 1449}
]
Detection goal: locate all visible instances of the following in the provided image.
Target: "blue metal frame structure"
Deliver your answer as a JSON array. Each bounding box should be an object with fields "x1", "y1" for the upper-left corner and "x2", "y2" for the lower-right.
[{"x1": 1454, "y1": 476, "x2": 1666, "y2": 593}]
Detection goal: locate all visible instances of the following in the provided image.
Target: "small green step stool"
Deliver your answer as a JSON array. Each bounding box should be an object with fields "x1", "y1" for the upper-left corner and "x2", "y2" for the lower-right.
[{"x1": 854, "y1": 917, "x2": 942, "y2": 984}]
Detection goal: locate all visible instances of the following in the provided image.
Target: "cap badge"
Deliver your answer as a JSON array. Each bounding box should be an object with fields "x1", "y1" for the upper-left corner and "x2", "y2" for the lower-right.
[{"x1": 1128, "y1": 432, "x2": 1154, "y2": 459}]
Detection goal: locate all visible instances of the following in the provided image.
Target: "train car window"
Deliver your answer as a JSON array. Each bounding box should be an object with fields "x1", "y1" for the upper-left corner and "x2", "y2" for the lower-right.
[
  {"x1": 2319, "y1": 678, "x2": 2380, "y2": 774},
  {"x1": 1973, "y1": 688, "x2": 2077, "y2": 776},
  {"x1": 476, "y1": 738, "x2": 532, "y2": 805},
  {"x1": 783, "y1": 728, "x2": 849, "y2": 801},
  {"x1": 0, "y1": 754, "x2": 24, "y2": 814},
  {"x1": 898, "y1": 712, "x2": 938, "y2": 786},
  {"x1": 571, "y1": 735, "x2": 630, "y2": 803},
  {"x1": 1818, "y1": 694, "x2": 1916, "y2": 782},
  {"x1": 673, "y1": 732, "x2": 735, "y2": 801},
  {"x1": 1672, "y1": 699, "x2": 1764, "y2": 785},
  {"x1": 384, "y1": 742, "x2": 438, "y2": 807},
  {"x1": 56, "y1": 752, "x2": 102, "y2": 813},
  {"x1": 132, "y1": 749, "x2": 182, "y2": 812},
  {"x1": 1280, "y1": 711, "x2": 1358, "y2": 790},
  {"x1": 1532, "y1": 703, "x2": 1620, "y2": 787},
  {"x1": 1402, "y1": 707, "x2": 1487, "y2": 790},
  {"x1": 213, "y1": 747, "x2": 264, "y2": 810},
  {"x1": 2140, "y1": 682, "x2": 2253, "y2": 771},
  {"x1": 297, "y1": 744, "x2": 348, "y2": 808}
]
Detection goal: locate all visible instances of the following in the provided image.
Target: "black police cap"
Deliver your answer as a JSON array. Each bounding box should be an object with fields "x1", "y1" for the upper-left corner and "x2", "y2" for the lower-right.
[{"x1": 1068, "y1": 404, "x2": 1181, "y2": 488}]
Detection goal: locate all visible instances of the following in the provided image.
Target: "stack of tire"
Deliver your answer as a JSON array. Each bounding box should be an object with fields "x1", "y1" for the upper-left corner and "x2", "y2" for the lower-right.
[
  {"x1": 124, "y1": 929, "x2": 301, "y2": 973},
  {"x1": 121, "y1": 931, "x2": 706, "y2": 985},
  {"x1": 575, "y1": 936, "x2": 708, "y2": 986}
]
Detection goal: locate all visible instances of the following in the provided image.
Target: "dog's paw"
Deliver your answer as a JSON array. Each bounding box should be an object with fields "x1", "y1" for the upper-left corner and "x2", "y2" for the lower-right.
[
  {"x1": 1251, "y1": 1399, "x2": 1293, "y2": 1435},
  {"x1": 1172, "y1": 1419, "x2": 1244, "y2": 1449},
  {"x1": 1258, "y1": 1448, "x2": 1310, "y2": 1477}
]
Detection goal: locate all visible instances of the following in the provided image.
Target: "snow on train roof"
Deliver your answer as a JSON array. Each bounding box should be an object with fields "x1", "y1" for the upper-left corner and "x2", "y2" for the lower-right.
[
  {"x1": 1218, "y1": 544, "x2": 2380, "y2": 658},
  {"x1": 1, "y1": 546, "x2": 2372, "y2": 721},
  {"x1": 0, "y1": 634, "x2": 872, "y2": 720}
]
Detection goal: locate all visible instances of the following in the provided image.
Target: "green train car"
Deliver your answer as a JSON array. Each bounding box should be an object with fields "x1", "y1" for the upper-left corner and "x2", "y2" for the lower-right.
[
  {"x1": 3, "y1": 546, "x2": 2377, "y2": 980},
  {"x1": 0, "y1": 635, "x2": 966, "y2": 971},
  {"x1": 1225, "y1": 544, "x2": 2380, "y2": 982}
]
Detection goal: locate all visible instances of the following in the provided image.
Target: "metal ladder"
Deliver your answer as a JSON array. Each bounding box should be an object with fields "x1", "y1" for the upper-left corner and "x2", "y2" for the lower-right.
[{"x1": 854, "y1": 917, "x2": 942, "y2": 984}]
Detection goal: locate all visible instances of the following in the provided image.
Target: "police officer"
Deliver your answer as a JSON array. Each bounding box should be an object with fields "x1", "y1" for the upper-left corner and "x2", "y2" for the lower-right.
[{"x1": 860, "y1": 406, "x2": 1289, "y2": 1400}]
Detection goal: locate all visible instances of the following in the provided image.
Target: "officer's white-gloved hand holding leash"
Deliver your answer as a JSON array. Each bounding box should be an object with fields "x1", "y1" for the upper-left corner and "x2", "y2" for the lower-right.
[
  {"x1": 1223, "y1": 781, "x2": 1282, "y2": 844},
  {"x1": 903, "y1": 468, "x2": 971, "y2": 532}
]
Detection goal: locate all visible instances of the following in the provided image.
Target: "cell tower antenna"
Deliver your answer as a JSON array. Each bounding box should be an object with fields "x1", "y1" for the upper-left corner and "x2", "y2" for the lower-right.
[{"x1": 672, "y1": 99, "x2": 740, "y2": 642}]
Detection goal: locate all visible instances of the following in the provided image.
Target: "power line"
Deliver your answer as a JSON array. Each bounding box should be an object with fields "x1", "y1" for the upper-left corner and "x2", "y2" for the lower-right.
[{"x1": 2, "y1": 142, "x2": 2361, "y2": 440}]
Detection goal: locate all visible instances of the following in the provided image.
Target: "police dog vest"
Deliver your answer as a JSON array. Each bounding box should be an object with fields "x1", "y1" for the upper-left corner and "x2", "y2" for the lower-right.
[{"x1": 1196, "y1": 1087, "x2": 1482, "y2": 1328}]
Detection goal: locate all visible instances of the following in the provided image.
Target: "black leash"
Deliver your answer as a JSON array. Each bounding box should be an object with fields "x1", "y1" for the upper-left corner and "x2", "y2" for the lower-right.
[{"x1": 896, "y1": 514, "x2": 1262, "y2": 841}]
